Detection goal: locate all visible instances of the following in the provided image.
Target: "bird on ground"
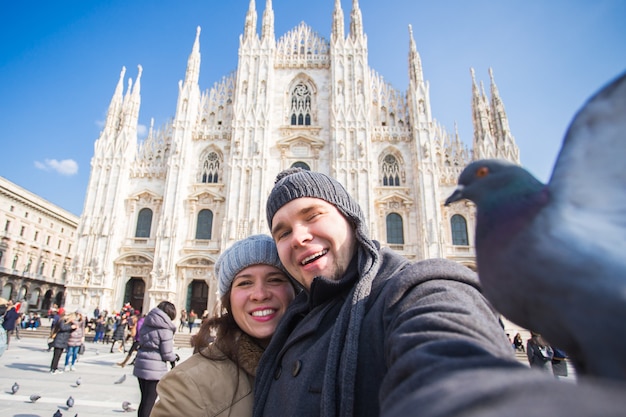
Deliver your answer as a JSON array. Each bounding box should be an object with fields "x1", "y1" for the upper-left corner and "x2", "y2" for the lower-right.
[
  {"x1": 75, "y1": 377, "x2": 82, "y2": 386},
  {"x1": 445, "y1": 71, "x2": 626, "y2": 382},
  {"x1": 10, "y1": 382, "x2": 19, "y2": 394},
  {"x1": 66, "y1": 395, "x2": 75, "y2": 408},
  {"x1": 53, "y1": 409, "x2": 63, "y2": 417},
  {"x1": 29, "y1": 394, "x2": 41, "y2": 402},
  {"x1": 114, "y1": 374, "x2": 126, "y2": 384},
  {"x1": 122, "y1": 401, "x2": 136, "y2": 412}
]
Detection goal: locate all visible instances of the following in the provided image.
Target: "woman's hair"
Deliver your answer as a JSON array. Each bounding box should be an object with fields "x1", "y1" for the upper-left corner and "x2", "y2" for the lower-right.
[
  {"x1": 156, "y1": 301, "x2": 177, "y2": 321},
  {"x1": 191, "y1": 293, "x2": 239, "y2": 355}
]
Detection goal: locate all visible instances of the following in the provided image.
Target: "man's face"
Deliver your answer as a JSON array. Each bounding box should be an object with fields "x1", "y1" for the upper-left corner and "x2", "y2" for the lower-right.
[{"x1": 271, "y1": 197, "x2": 357, "y2": 290}]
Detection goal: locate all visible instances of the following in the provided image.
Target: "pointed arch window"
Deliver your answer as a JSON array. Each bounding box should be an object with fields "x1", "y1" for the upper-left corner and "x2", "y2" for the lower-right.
[
  {"x1": 195, "y1": 209, "x2": 213, "y2": 240},
  {"x1": 201, "y1": 152, "x2": 220, "y2": 183},
  {"x1": 291, "y1": 161, "x2": 310, "y2": 171},
  {"x1": 135, "y1": 208, "x2": 153, "y2": 238},
  {"x1": 382, "y1": 154, "x2": 401, "y2": 186},
  {"x1": 290, "y1": 83, "x2": 312, "y2": 126},
  {"x1": 386, "y1": 213, "x2": 404, "y2": 244},
  {"x1": 451, "y1": 214, "x2": 469, "y2": 245}
]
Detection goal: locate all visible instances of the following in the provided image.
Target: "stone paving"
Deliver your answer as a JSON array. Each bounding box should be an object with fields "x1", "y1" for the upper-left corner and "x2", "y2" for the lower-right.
[{"x1": 0, "y1": 336, "x2": 194, "y2": 417}]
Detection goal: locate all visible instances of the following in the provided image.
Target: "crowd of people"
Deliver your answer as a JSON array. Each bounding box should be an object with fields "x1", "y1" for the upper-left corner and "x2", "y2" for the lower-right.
[{"x1": 3, "y1": 168, "x2": 626, "y2": 417}]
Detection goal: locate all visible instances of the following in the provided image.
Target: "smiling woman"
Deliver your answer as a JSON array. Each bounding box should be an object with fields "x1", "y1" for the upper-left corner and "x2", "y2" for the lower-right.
[{"x1": 151, "y1": 234, "x2": 296, "y2": 417}]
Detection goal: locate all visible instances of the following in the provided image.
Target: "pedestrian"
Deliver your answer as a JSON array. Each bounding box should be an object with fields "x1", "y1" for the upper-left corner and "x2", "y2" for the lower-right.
[
  {"x1": 187, "y1": 309, "x2": 197, "y2": 333},
  {"x1": 527, "y1": 333, "x2": 554, "y2": 374},
  {"x1": 125, "y1": 310, "x2": 139, "y2": 343},
  {"x1": 93, "y1": 314, "x2": 105, "y2": 343},
  {"x1": 513, "y1": 332, "x2": 525, "y2": 352},
  {"x1": 2, "y1": 301, "x2": 20, "y2": 346},
  {"x1": 103, "y1": 314, "x2": 115, "y2": 344},
  {"x1": 178, "y1": 309, "x2": 187, "y2": 333},
  {"x1": 49, "y1": 311, "x2": 76, "y2": 374},
  {"x1": 252, "y1": 168, "x2": 626, "y2": 417},
  {"x1": 152, "y1": 235, "x2": 297, "y2": 417},
  {"x1": 64, "y1": 310, "x2": 86, "y2": 371},
  {"x1": 133, "y1": 301, "x2": 178, "y2": 417},
  {"x1": 110, "y1": 314, "x2": 127, "y2": 353},
  {"x1": 117, "y1": 313, "x2": 145, "y2": 368}
]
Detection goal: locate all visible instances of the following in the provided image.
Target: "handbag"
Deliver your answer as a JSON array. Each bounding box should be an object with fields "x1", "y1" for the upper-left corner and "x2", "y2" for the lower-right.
[{"x1": 78, "y1": 343, "x2": 86, "y2": 355}]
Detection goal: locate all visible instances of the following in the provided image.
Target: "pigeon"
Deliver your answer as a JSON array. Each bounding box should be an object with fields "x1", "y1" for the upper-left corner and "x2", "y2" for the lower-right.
[
  {"x1": 445, "y1": 71, "x2": 626, "y2": 382},
  {"x1": 75, "y1": 377, "x2": 82, "y2": 386},
  {"x1": 30, "y1": 394, "x2": 41, "y2": 402},
  {"x1": 122, "y1": 401, "x2": 136, "y2": 412},
  {"x1": 11, "y1": 382, "x2": 19, "y2": 394},
  {"x1": 114, "y1": 374, "x2": 126, "y2": 384},
  {"x1": 66, "y1": 395, "x2": 75, "y2": 408},
  {"x1": 53, "y1": 409, "x2": 63, "y2": 417}
]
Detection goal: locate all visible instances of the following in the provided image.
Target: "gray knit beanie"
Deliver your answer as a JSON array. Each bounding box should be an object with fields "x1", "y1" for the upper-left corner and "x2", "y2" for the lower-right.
[
  {"x1": 215, "y1": 234, "x2": 283, "y2": 297},
  {"x1": 266, "y1": 168, "x2": 367, "y2": 235}
]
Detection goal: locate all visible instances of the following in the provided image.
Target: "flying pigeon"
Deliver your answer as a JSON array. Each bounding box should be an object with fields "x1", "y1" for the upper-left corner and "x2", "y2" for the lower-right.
[
  {"x1": 11, "y1": 382, "x2": 19, "y2": 394},
  {"x1": 53, "y1": 409, "x2": 63, "y2": 417},
  {"x1": 66, "y1": 395, "x2": 75, "y2": 408},
  {"x1": 445, "y1": 71, "x2": 626, "y2": 382},
  {"x1": 30, "y1": 394, "x2": 41, "y2": 402},
  {"x1": 122, "y1": 401, "x2": 136, "y2": 412},
  {"x1": 75, "y1": 377, "x2": 82, "y2": 386},
  {"x1": 114, "y1": 374, "x2": 126, "y2": 384}
]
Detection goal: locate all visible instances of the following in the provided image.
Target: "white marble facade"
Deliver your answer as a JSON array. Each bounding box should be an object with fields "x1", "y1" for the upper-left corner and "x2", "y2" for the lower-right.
[{"x1": 66, "y1": 0, "x2": 520, "y2": 316}]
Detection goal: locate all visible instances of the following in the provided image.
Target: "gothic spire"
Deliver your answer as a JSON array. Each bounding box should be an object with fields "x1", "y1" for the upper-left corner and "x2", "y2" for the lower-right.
[
  {"x1": 243, "y1": 0, "x2": 257, "y2": 41},
  {"x1": 332, "y1": 0, "x2": 345, "y2": 42},
  {"x1": 129, "y1": 65, "x2": 142, "y2": 125},
  {"x1": 471, "y1": 68, "x2": 494, "y2": 157},
  {"x1": 489, "y1": 67, "x2": 511, "y2": 138},
  {"x1": 408, "y1": 25, "x2": 423, "y2": 84},
  {"x1": 183, "y1": 26, "x2": 201, "y2": 87},
  {"x1": 349, "y1": 0, "x2": 363, "y2": 40},
  {"x1": 104, "y1": 66, "x2": 126, "y2": 132},
  {"x1": 261, "y1": 0, "x2": 274, "y2": 42}
]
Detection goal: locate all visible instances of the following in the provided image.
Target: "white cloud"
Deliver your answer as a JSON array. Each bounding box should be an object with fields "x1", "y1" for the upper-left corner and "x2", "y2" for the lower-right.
[
  {"x1": 34, "y1": 159, "x2": 79, "y2": 176},
  {"x1": 137, "y1": 123, "x2": 148, "y2": 138}
]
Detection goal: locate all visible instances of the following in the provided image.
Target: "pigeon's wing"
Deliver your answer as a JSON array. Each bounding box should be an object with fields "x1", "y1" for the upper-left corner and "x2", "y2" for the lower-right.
[{"x1": 548, "y1": 71, "x2": 626, "y2": 238}]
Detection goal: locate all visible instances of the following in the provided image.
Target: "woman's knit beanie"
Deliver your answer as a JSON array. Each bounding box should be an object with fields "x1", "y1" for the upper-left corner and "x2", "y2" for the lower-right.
[{"x1": 215, "y1": 234, "x2": 284, "y2": 297}]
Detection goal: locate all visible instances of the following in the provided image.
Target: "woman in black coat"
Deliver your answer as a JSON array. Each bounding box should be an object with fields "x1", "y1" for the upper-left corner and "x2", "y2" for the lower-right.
[
  {"x1": 110, "y1": 314, "x2": 127, "y2": 353},
  {"x1": 49, "y1": 313, "x2": 75, "y2": 374}
]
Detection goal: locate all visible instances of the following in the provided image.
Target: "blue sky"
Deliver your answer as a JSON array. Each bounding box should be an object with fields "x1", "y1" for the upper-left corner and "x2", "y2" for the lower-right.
[{"x1": 1, "y1": 1, "x2": 624, "y2": 216}]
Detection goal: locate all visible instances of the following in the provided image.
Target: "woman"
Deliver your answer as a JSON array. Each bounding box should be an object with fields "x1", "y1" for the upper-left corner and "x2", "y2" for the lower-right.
[
  {"x1": 64, "y1": 309, "x2": 86, "y2": 371},
  {"x1": 179, "y1": 309, "x2": 187, "y2": 332},
  {"x1": 132, "y1": 301, "x2": 177, "y2": 417},
  {"x1": 49, "y1": 311, "x2": 76, "y2": 374},
  {"x1": 110, "y1": 313, "x2": 127, "y2": 353},
  {"x1": 151, "y1": 234, "x2": 296, "y2": 417}
]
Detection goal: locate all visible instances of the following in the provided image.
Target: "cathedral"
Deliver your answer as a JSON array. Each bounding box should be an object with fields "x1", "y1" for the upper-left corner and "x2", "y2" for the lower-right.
[{"x1": 65, "y1": 0, "x2": 520, "y2": 315}]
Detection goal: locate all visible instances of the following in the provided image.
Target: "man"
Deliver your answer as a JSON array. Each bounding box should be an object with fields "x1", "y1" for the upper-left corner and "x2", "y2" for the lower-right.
[
  {"x1": 254, "y1": 168, "x2": 626, "y2": 417},
  {"x1": 2, "y1": 301, "x2": 20, "y2": 346}
]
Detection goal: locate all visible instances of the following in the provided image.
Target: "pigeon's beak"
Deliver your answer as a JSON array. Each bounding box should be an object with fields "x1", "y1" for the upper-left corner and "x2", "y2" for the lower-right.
[{"x1": 445, "y1": 186, "x2": 465, "y2": 206}]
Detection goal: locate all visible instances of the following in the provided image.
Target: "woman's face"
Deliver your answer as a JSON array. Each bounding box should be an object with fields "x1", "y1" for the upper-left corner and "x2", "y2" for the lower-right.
[{"x1": 230, "y1": 264, "x2": 295, "y2": 346}]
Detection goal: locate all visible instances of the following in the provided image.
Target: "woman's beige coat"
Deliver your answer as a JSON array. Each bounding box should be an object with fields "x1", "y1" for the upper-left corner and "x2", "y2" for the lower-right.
[{"x1": 151, "y1": 337, "x2": 262, "y2": 417}]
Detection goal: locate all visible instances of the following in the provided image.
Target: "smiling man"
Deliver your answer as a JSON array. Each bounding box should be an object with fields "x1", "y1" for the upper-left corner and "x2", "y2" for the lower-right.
[{"x1": 253, "y1": 168, "x2": 626, "y2": 417}]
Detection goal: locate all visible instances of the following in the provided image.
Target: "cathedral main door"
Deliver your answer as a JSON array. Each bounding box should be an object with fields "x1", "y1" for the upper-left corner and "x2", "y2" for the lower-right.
[
  {"x1": 124, "y1": 278, "x2": 145, "y2": 313},
  {"x1": 186, "y1": 280, "x2": 209, "y2": 316}
]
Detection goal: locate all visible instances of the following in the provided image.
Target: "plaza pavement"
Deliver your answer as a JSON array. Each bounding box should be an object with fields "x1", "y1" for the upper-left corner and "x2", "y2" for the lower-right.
[{"x1": 0, "y1": 336, "x2": 194, "y2": 417}]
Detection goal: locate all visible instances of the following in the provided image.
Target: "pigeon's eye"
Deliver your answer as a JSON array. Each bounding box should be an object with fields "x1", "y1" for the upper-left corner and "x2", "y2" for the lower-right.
[{"x1": 476, "y1": 166, "x2": 490, "y2": 178}]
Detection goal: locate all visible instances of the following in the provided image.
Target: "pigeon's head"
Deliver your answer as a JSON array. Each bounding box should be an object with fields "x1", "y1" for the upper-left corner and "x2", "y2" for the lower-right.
[{"x1": 445, "y1": 159, "x2": 540, "y2": 208}]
